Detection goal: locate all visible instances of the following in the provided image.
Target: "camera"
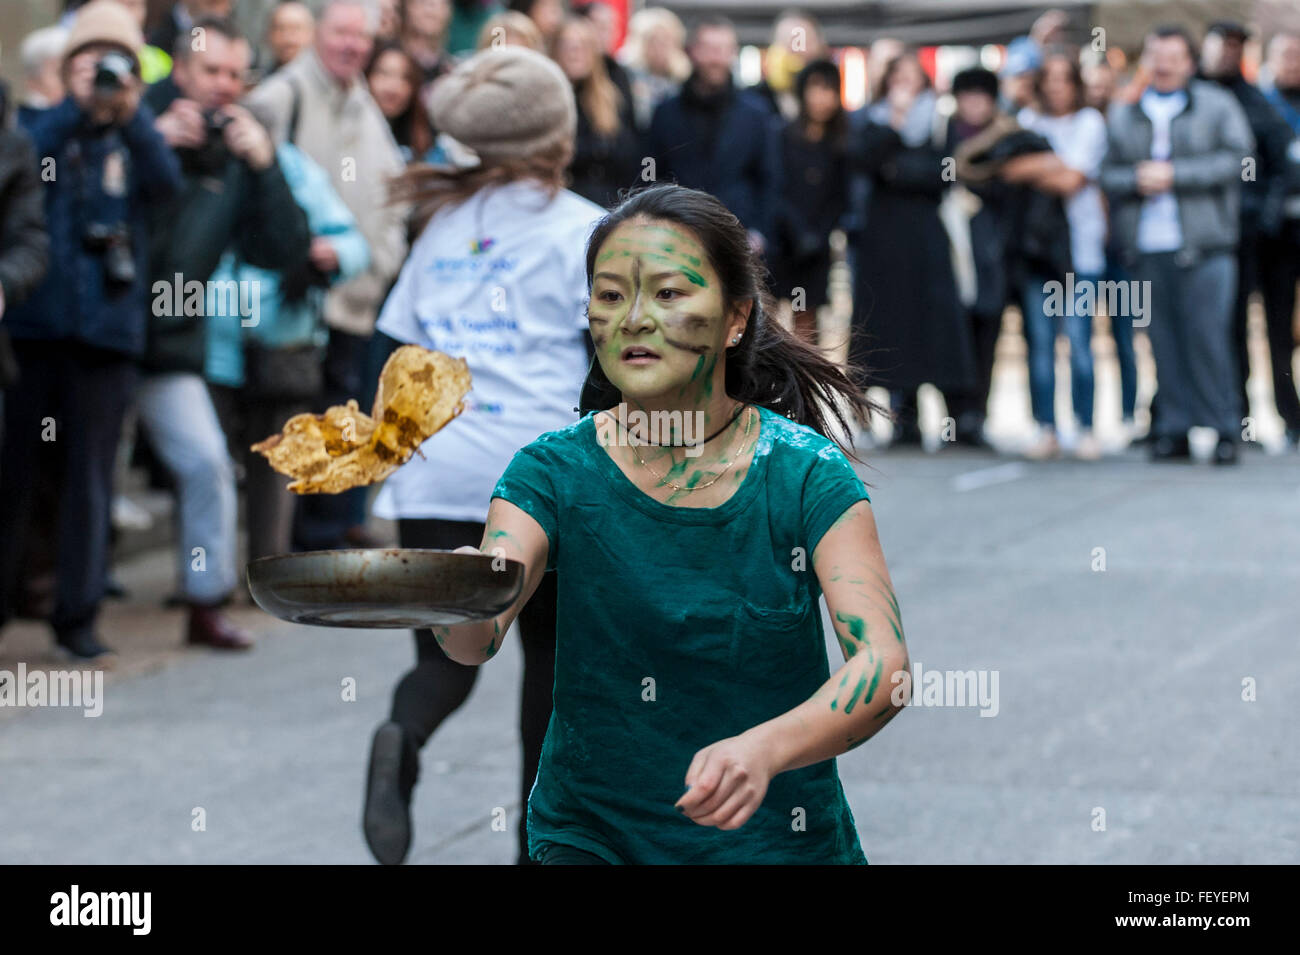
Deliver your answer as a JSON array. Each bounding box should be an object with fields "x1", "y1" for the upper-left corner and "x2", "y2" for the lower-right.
[
  {"x1": 82, "y1": 222, "x2": 136, "y2": 289},
  {"x1": 93, "y1": 51, "x2": 135, "y2": 94},
  {"x1": 203, "y1": 108, "x2": 233, "y2": 140}
]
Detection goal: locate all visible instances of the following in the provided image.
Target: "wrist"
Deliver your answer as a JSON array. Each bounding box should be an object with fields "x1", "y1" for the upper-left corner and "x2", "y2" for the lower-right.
[{"x1": 744, "y1": 718, "x2": 794, "y2": 778}]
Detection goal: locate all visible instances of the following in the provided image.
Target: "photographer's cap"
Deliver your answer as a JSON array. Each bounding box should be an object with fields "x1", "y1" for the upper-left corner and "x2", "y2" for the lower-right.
[{"x1": 63, "y1": 0, "x2": 144, "y2": 71}]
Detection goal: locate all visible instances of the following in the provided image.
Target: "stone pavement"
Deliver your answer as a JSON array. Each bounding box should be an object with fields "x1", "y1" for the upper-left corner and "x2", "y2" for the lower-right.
[{"x1": 2, "y1": 439, "x2": 1296, "y2": 864}]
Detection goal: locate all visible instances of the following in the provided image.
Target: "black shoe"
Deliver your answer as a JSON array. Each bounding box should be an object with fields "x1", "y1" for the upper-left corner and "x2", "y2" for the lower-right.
[
  {"x1": 1150, "y1": 435, "x2": 1191, "y2": 461},
  {"x1": 1286, "y1": 428, "x2": 1300, "y2": 451},
  {"x1": 55, "y1": 630, "x2": 116, "y2": 663},
  {"x1": 1213, "y1": 437, "x2": 1239, "y2": 466},
  {"x1": 953, "y1": 426, "x2": 991, "y2": 449},
  {"x1": 363, "y1": 721, "x2": 418, "y2": 865}
]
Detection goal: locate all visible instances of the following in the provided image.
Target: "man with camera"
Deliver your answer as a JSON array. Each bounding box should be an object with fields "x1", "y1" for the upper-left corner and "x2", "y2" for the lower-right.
[
  {"x1": 140, "y1": 15, "x2": 312, "y2": 651},
  {"x1": 0, "y1": 0, "x2": 182, "y2": 662}
]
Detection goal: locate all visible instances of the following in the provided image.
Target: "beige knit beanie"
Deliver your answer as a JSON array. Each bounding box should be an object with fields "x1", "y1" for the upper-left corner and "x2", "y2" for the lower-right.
[
  {"x1": 62, "y1": 0, "x2": 145, "y2": 69},
  {"x1": 427, "y1": 47, "x2": 577, "y2": 165}
]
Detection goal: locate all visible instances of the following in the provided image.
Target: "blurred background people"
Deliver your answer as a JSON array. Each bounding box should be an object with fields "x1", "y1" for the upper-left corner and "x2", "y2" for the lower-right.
[
  {"x1": 647, "y1": 15, "x2": 779, "y2": 259},
  {"x1": 18, "y1": 26, "x2": 70, "y2": 113},
  {"x1": 0, "y1": 0, "x2": 181, "y2": 662},
  {"x1": 770, "y1": 58, "x2": 847, "y2": 346},
  {"x1": 849, "y1": 51, "x2": 972, "y2": 446},
  {"x1": 375, "y1": 0, "x2": 401, "y2": 43},
  {"x1": 1000, "y1": 35, "x2": 1041, "y2": 113},
  {"x1": 448, "y1": 0, "x2": 502, "y2": 55},
  {"x1": 0, "y1": 87, "x2": 50, "y2": 391},
  {"x1": 1258, "y1": 30, "x2": 1300, "y2": 449},
  {"x1": 1102, "y1": 26, "x2": 1253, "y2": 465},
  {"x1": 146, "y1": 0, "x2": 233, "y2": 60},
  {"x1": 749, "y1": 8, "x2": 828, "y2": 120},
  {"x1": 400, "y1": 0, "x2": 455, "y2": 83},
  {"x1": 1015, "y1": 49, "x2": 1108, "y2": 460},
  {"x1": 507, "y1": 0, "x2": 563, "y2": 51},
  {"x1": 554, "y1": 14, "x2": 640, "y2": 207},
  {"x1": 265, "y1": 1, "x2": 316, "y2": 73},
  {"x1": 474, "y1": 8, "x2": 542, "y2": 51},
  {"x1": 618, "y1": 5, "x2": 687, "y2": 130},
  {"x1": 143, "y1": 15, "x2": 310, "y2": 649},
  {"x1": 1200, "y1": 21, "x2": 1297, "y2": 447},
  {"x1": 206, "y1": 142, "x2": 369, "y2": 564},
  {"x1": 1082, "y1": 58, "x2": 1117, "y2": 114},
  {"x1": 943, "y1": 66, "x2": 1012, "y2": 447},
  {"x1": 367, "y1": 41, "x2": 435, "y2": 161},
  {"x1": 573, "y1": 1, "x2": 632, "y2": 106},
  {"x1": 247, "y1": 0, "x2": 410, "y2": 550}
]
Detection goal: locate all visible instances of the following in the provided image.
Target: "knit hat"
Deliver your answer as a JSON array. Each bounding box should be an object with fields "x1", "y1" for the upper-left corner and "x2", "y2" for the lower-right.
[
  {"x1": 427, "y1": 47, "x2": 576, "y2": 165},
  {"x1": 63, "y1": 0, "x2": 144, "y2": 69}
]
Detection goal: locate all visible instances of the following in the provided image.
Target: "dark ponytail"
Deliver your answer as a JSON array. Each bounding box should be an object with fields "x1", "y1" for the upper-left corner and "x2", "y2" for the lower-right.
[{"x1": 578, "y1": 184, "x2": 881, "y2": 458}]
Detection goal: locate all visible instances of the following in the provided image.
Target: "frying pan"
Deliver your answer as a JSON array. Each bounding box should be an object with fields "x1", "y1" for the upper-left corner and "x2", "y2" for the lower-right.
[{"x1": 246, "y1": 549, "x2": 524, "y2": 628}]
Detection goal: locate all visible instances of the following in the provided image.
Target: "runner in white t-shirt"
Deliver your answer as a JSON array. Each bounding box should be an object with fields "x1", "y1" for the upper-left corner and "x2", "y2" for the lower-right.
[{"x1": 361, "y1": 47, "x2": 606, "y2": 867}]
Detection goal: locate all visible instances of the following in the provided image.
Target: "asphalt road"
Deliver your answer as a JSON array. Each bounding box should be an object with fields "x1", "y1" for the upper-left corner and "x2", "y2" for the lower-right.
[{"x1": 2, "y1": 436, "x2": 1296, "y2": 864}]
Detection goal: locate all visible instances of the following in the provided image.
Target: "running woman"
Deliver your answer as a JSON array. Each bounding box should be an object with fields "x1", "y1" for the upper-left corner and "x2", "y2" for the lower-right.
[{"x1": 441, "y1": 184, "x2": 911, "y2": 864}]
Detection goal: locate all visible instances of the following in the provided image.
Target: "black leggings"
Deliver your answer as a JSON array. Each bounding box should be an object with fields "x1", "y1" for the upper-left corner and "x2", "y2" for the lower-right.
[{"x1": 390, "y1": 518, "x2": 557, "y2": 865}]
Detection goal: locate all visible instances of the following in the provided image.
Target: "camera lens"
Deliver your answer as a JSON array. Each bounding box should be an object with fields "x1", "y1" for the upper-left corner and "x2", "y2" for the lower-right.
[{"x1": 93, "y1": 51, "x2": 135, "y2": 91}]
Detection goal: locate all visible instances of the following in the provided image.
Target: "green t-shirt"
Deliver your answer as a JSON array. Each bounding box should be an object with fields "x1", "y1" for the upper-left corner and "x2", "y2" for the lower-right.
[{"x1": 491, "y1": 404, "x2": 871, "y2": 864}]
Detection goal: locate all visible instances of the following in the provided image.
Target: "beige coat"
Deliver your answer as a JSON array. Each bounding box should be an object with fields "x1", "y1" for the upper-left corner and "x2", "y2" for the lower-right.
[{"x1": 246, "y1": 49, "x2": 408, "y2": 336}]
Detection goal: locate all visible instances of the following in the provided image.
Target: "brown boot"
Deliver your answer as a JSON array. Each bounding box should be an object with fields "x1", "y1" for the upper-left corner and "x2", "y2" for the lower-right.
[{"x1": 187, "y1": 604, "x2": 255, "y2": 650}]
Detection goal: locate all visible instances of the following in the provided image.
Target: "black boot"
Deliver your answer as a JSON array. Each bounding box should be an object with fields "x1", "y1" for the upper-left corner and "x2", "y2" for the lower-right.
[
  {"x1": 55, "y1": 628, "x2": 116, "y2": 663},
  {"x1": 1150, "y1": 434, "x2": 1191, "y2": 461},
  {"x1": 363, "y1": 721, "x2": 419, "y2": 865},
  {"x1": 1213, "y1": 436, "x2": 1239, "y2": 466}
]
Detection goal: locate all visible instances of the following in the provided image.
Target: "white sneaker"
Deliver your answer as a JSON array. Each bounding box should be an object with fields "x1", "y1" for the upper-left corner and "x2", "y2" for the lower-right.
[
  {"x1": 1023, "y1": 427, "x2": 1060, "y2": 460},
  {"x1": 1074, "y1": 430, "x2": 1102, "y2": 461},
  {"x1": 111, "y1": 495, "x2": 153, "y2": 532}
]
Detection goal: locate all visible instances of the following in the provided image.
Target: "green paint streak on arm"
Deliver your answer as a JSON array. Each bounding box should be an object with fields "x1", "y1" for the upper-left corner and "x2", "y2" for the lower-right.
[
  {"x1": 840, "y1": 672, "x2": 870, "y2": 715},
  {"x1": 432, "y1": 627, "x2": 448, "y2": 647},
  {"x1": 863, "y1": 656, "x2": 883, "y2": 706},
  {"x1": 832, "y1": 610, "x2": 872, "y2": 662},
  {"x1": 481, "y1": 636, "x2": 498, "y2": 659}
]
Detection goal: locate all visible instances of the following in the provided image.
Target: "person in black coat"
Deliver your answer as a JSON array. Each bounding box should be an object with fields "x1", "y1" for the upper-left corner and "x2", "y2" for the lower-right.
[
  {"x1": 847, "y1": 52, "x2": 973, "y2": 445},
  {"x1": 555, "y1": 15, "x2": 642, "y2": 208},
  {"x1": 1200, "y1": 21, "x2": 1298, "y2": 437},
  {"x1": 646, "y1": 16, "x2": 779, "y2": 254},
  {"x1": 770, "y1": 59, "x2": 847, "y2": 346},
  {"x1": 0, "y1": 86, "x2": 50, "y2": 347},
  {"x1": 942, "y1": 67, "x2": 1014, "y2": 447}
]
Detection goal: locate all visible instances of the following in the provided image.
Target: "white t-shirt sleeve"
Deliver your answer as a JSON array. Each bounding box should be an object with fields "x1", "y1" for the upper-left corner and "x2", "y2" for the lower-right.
[{"x1": 1061, "y1": 108, "x2": 1108, "y2": 180}]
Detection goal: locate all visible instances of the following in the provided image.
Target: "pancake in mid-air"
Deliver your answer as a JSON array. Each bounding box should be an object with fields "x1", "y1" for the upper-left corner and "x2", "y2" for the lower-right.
[{"x1": 251, "y1": 346, "x2": 471, "y2": 494}]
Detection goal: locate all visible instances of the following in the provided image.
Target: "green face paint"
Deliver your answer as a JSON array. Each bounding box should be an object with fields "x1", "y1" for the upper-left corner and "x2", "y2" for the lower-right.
[{"x1": 588, "y1": 219, "x2": 739, "y2": 405}]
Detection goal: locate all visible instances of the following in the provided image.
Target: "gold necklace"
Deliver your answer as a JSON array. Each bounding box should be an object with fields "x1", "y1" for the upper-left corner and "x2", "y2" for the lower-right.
[{"x1": 629, "y1": 405, "x2": 755, "y2": 492}]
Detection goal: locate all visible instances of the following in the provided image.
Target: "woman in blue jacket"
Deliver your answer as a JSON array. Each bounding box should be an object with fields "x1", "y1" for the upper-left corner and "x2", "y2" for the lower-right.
[{"x1": 204, "y1": 142, "x2": 370, "y2": 562}]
